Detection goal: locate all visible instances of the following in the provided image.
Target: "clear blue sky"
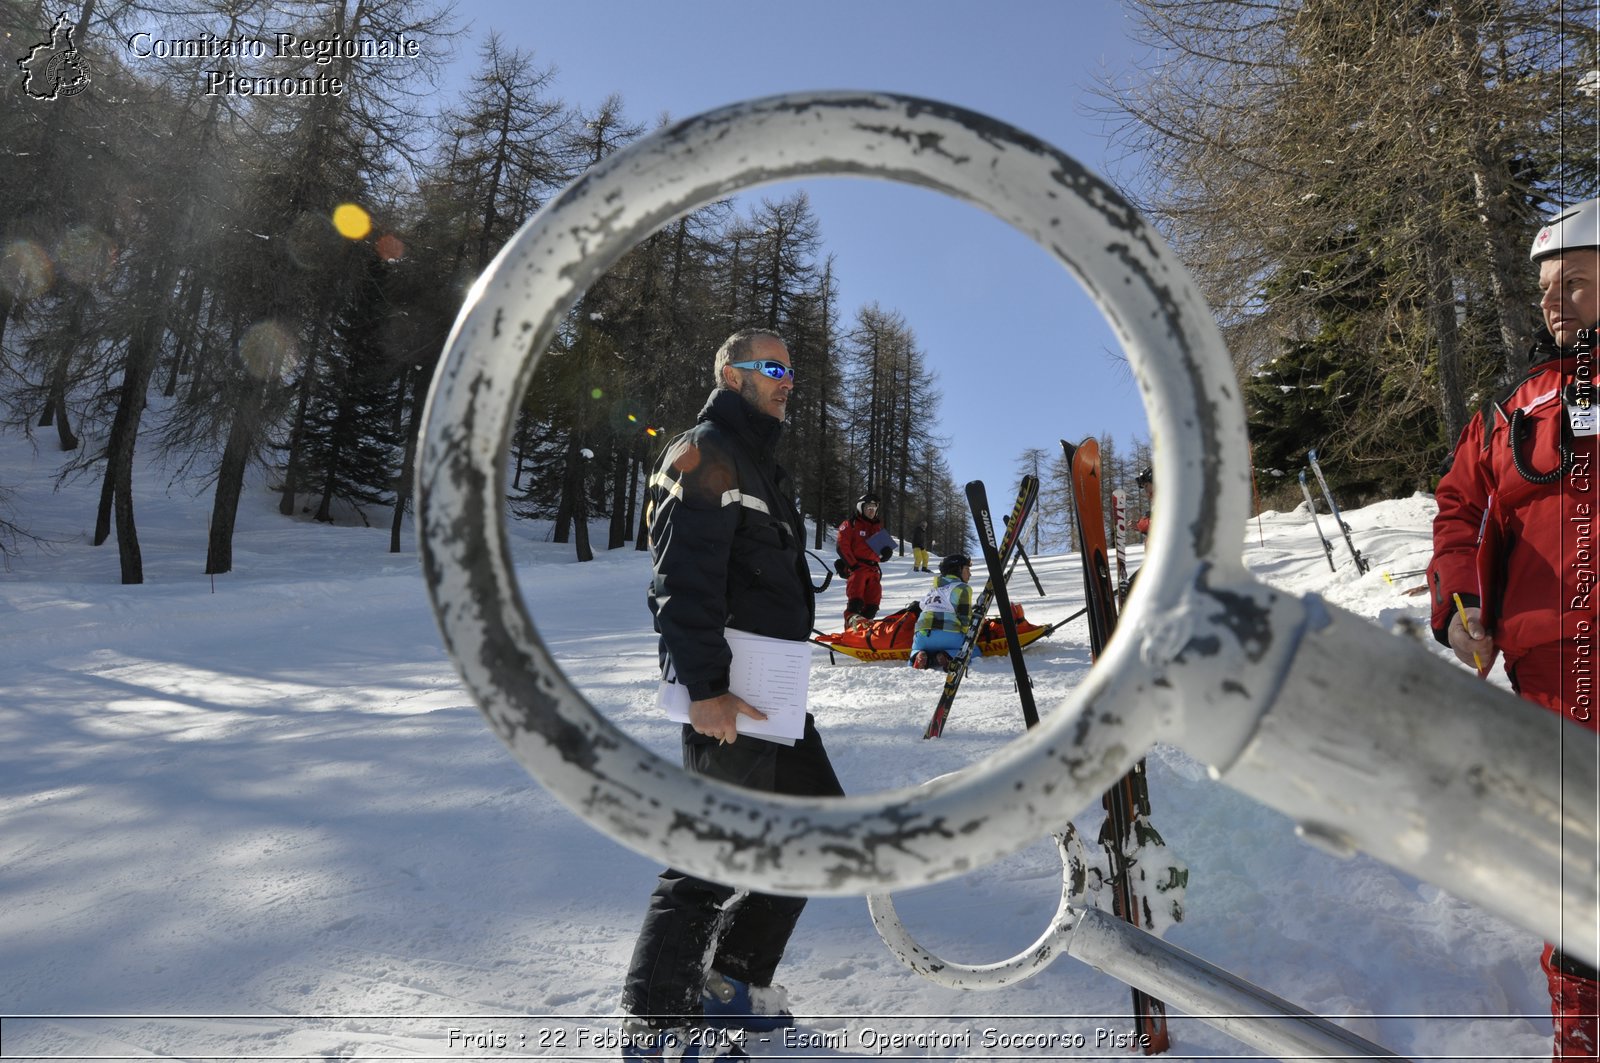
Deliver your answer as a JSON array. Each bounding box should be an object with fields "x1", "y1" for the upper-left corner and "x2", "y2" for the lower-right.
[{"x1": 460, "y1": 0, "x2": 1154, "y2": 489}]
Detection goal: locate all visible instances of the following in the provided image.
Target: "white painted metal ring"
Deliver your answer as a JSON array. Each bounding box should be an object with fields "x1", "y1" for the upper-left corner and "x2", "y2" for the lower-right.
[
  {"x1": 417, "y1": 91, "x2": 1259, "y2": 896},
  {"x1": 866, "y1": 825, "x2": 1089, "y2": 989}
]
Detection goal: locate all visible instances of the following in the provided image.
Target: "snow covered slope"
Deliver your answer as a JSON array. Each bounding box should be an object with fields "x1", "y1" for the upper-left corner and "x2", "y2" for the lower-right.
[{"x1": 0, "y1": 435, "x2": 1552, "y2": 1060}]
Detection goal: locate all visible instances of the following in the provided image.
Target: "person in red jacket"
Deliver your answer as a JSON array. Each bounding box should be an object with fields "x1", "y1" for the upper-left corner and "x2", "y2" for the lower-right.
[
  {"x1": 1429, "y1": 197, "x2": 1599, "y2": 1062},
  {"x1": 1134, "y1": 466, "x2": 1154, "y2": 537},
  {"x1": 836, "y1": 493, "x2": 893, "y2": 629}
]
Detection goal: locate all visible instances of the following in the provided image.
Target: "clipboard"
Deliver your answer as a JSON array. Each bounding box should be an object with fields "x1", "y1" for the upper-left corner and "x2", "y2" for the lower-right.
[{"x1": 657, "y1": 629, "x2": 811, "y2": 745}]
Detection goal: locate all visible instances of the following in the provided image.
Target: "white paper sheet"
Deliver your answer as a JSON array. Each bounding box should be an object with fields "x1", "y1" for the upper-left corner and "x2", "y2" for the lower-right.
[{"x1": 657, "y1": 629, "x2": 811, "y2": 745}]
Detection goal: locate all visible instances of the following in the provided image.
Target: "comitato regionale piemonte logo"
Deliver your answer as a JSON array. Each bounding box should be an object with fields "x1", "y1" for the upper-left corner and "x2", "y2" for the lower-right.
[{"x1": 18, "y1": 11, "x2": 93, "y2": 100}]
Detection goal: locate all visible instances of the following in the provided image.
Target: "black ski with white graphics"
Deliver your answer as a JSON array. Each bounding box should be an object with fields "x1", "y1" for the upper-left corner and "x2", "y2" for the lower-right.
[
  {"x1": 922, "y1": 474, "x2": 1039, "y2": 739},
  {"x1": 1111, "y1": 487, "x2": 1131, "y2": 606},
  {"x1": 1307, "y1": 449, "x2": 1368, "y2": 574},
  {"x1": 1297, "y1": 471, "x2": 1338, "y2": 573},
  {"x1": 967, "y1": 479, "x2": 1039, "y2": 729},
  {"x1": 1064, "y1": 438, "x2": 1172, "y2": 1056}
]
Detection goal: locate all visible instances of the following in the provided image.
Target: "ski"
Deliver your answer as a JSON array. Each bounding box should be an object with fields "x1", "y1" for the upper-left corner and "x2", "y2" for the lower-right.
[
  {"x1": 1298, "y1": 471, "x2": 1338, "y2": 573},
  {"x1": 1063, "y1": 438, "x2": 1172, "y2": 1056},
  {"x1": 1307, "y1": 449, "x2": 1368, "y2": 574},
  {"x1": 1002, "y1": 510, "x2": 1047, "y2": 596},
  {"x1": 922, "y1": 474, "x2": 1039, "y2": 739},
  {"x1": 967, "y1": 479, "x2": 1039, "y2": 729},
  {"x1": 1111, "y1": 488, "x2": 1130, "y2": 606},
  {"x1": 1006, "y1": 541, "x2": 1048, "y2": 597}
]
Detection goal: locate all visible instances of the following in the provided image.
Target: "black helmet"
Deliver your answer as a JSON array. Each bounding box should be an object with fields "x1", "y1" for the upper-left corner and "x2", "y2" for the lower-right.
[
  {"x1": 939, "y1": 553, "x2": 971, "y2": 577},
  {"x1": 856, "y1": 493, "x2": 880, "y2": 517},
  {"x1": 1136, "y1": 466, "x2": 1153, "y2": 487}
]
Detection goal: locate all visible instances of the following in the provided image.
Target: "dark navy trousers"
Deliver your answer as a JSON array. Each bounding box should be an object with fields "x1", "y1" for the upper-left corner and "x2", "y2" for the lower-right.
[{"x1": 619, "y1": 714, "x2": 843, "y2": 1026}]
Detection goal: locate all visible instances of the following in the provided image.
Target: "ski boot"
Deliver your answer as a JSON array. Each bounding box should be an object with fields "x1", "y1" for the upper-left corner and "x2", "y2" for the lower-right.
[
  {"x1": 701, "y1": 970, "x2": 795, "y2": 1033},
  {"x1": 620, "y1": 1020, "x2": 691, "y2": 1061},
  {"x1": 910, "y1": 650, "x2": 930, "y2": 670}
]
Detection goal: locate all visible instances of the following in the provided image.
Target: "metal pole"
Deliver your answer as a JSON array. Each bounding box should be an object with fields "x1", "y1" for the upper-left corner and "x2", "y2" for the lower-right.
[{"x1": 1069, "y1": 908, "x2": 1408, "y2": 1061}]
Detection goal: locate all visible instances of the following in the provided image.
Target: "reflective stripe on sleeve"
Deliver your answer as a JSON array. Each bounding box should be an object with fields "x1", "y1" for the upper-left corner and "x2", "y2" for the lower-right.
[{"x1": 649, "y1": 471, "x2": 770, "y2": 514}]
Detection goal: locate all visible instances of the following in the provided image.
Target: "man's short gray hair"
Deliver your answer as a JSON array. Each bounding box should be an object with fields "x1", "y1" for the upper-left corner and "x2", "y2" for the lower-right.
[{"x1": 713, "y1": 328, "x2": 788, "y2": 388}]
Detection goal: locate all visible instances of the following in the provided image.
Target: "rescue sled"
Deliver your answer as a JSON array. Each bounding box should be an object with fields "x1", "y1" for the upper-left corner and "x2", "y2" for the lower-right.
[{"x1": 812, "y1": 603, "x2": 1062, "y2": 664}]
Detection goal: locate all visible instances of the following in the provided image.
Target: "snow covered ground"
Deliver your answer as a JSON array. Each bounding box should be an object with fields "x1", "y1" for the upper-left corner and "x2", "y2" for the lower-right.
[{"x1": 0, "y1": 431, "x2": 1560, "y2": 1061}]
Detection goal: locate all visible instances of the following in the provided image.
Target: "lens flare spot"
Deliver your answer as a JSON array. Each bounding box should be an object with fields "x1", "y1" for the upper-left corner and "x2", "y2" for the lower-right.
[
  {"x1": 55, "y1": 226, "x2": 116, "y2": 286},
  {"x1": 240, "y1": 319, "x2": 300, "y2": 380},
  {"x1": 1, "y1": 240, "x2": 54, "y2": 300},
  {"x1": 590, "y1": 387, "x2": 604, "y2": 400},
  {"x1": 375, "y1": 233, "x2": 405, "y2": 261},
  {"x1": 286, "y1": 212, "x2": 340, "y2": 271},
  {"x1": 332, "y1": 203, "x2": 372, "y2": 240}
]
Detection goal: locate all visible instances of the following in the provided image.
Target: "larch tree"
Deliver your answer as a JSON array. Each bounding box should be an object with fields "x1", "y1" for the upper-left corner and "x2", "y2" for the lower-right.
[{"x1": 1101, "y1": 0, "x2": 1595, "y2": 495}]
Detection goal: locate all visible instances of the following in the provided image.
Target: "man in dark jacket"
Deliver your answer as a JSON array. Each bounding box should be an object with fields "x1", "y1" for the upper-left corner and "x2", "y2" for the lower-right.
[{"x1": 620, "y1": 329, "x2": 844, "y2": 1059}]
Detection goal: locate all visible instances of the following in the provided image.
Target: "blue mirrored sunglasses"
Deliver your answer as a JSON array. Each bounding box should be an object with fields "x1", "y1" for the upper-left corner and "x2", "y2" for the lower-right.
[{"x1": 729, "y1": 359, "x2": 794, "y2": 380}]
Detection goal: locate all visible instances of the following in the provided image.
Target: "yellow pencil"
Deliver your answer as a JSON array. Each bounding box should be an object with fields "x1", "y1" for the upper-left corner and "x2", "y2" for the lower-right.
[{"x1": 1452, "y1": 592, "x2": 1485, "y2": 674}]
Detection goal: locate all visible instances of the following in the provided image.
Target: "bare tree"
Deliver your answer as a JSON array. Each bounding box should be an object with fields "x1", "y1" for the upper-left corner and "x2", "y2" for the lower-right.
[{"x1": 1099, "y1": 0, "x2": 1595, "y2": 493}]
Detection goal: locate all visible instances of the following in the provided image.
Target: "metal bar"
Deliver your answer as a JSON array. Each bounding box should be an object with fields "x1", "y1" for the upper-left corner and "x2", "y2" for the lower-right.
[
  {"x1": 868, "y1": 826, "x2": 1408, "y2": 1059},
  {"x1": 1068, "y1": 908, "x2": 1408, "y2": 1061},
  {"x1": 1195, "y1": 593, "x2": 1599, "y2": 963}
]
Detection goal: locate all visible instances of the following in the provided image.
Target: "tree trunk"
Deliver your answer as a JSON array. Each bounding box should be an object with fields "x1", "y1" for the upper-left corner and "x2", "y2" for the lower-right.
[
  {"x1": 559, "y1": 433, "x2": 594, "y2": 561},
  {"x1": 314, "y1": 441, "x2": 341, "y2": 522},
  {"x1": 278, "y1": 345, "x2": 321, "y2": 516},
  {"x1": 607, "y1": 443, "x2": 628, "y2": 550},
  {"x1": 1425, "y1": 234, "x2": 1468, "y2": 446},
  {"x1": 205, "y1": 396, "x2": 260, "y2": 575},
  {"x1": 163, "y1": 273, "x2": 207, "y2": 398},
  {"x1": 633, "y1": 451, "x2": 651, "y2": 551},
  {"x1": 553, "y1": 455, "x2": 572, "y2": 544},
  {"x1": 97, "y1": 315, "x2": 165, "y2": 582},
  {"x1": 1473, "y1": 168, "x2": 1534, "y2": 382},
  {"x1": 389, "y1": 371, "x2": 423, "y2": 554},
  {"x1": 41, "y1": 293, "x2": 84, "y2": 449},
  {"x1": 187, "y1": 302, "x2": 228, "y2": 408},
  {"x1": 314, "y1": 393, "x2": 354, "y2": 523},
  {"x1": 207, "y1": 320, "x2": 287, "y2": 575}
]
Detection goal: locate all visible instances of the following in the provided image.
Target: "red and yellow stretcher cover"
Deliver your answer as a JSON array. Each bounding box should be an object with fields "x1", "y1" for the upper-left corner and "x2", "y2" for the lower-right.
[{"x1": 811, "y1": 604, "x2": 1053, "y2": 663}]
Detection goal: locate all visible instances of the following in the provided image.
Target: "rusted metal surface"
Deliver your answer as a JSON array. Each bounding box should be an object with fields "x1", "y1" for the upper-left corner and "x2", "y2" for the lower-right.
[{"x1": 416, "y1": 91, "x2": 1597, "y2": 969}]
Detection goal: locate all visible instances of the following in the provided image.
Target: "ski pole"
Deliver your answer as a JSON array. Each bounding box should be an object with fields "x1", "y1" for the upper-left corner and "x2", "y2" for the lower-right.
[
  {"x1": 1015, "y1": 543, "x2": 1046, "y2": 596},
  {"x1": 1002, "y1": 513, "x2": 1047, "y2": 596},
  {"x1": 1382, "y1": 568, "x2": 1428, "y2": 582},
  {"x1": 1042, "y1": 605, "x2": 1089, "y2": 635}
]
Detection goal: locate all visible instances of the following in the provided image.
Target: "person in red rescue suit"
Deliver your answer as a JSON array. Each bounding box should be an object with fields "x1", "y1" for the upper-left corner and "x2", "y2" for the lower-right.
[
  {"x1": 836, "y1": 493, "x2": 893, "y2": 629},
  {"x1": 1134, "y1": 466, "x2": 1154, "y2": 537},
  {"x1": 1428, "y1": 197, "x2": 1600, "y2": 1062}
]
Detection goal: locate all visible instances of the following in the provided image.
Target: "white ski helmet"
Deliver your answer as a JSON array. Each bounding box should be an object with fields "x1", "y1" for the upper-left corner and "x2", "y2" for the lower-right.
[{"x1": 1530, "y1": 197, "x2": 1600, "y2": 261}]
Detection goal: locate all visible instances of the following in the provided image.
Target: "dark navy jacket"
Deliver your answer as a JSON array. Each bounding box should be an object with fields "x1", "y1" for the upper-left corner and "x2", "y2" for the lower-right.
[{"x1": 647, "y1": 388, "x2": 814, "y2": 701}]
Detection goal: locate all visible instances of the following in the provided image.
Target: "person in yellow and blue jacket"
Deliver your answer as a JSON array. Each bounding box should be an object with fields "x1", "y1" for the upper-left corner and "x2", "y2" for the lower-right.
[{"x1": 909, "y1": 554, "x2": 973, "y2": 670}]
